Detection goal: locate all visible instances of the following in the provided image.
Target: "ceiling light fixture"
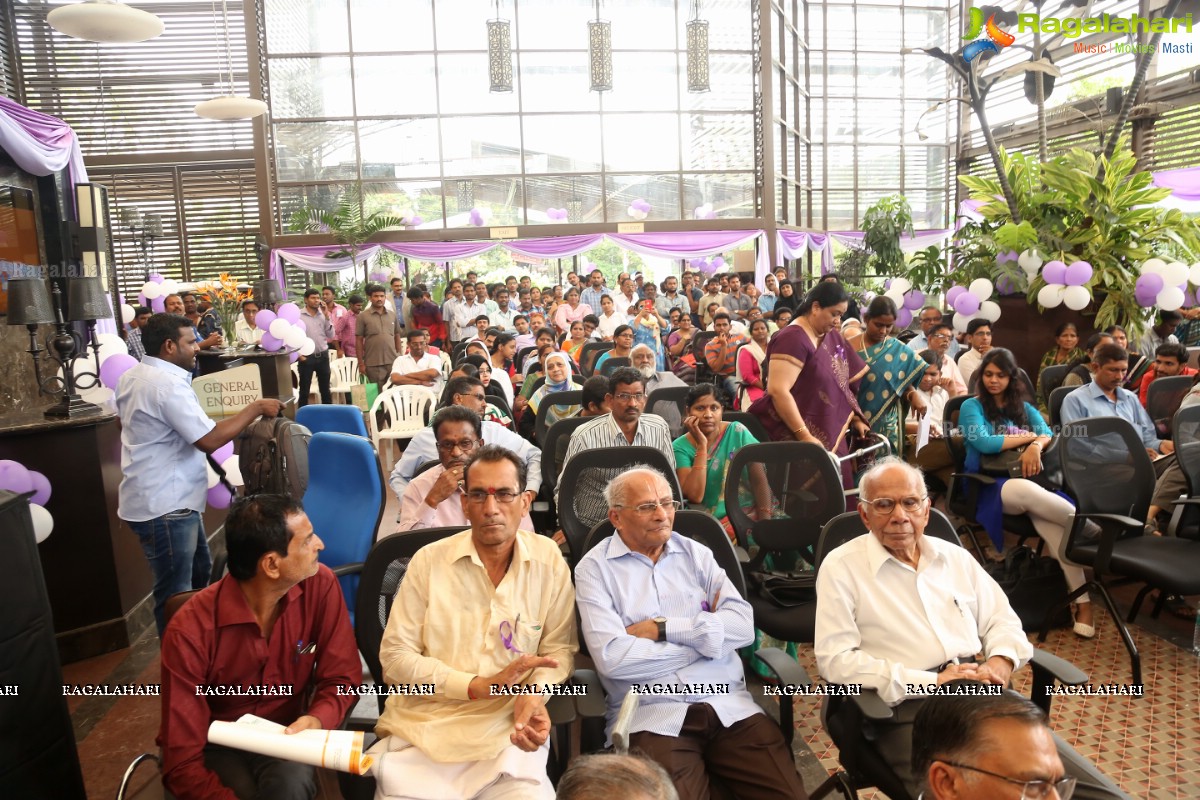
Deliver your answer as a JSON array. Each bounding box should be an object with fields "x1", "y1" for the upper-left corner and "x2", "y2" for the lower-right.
[{"x1": 47, "y1": 0, "x2": 164, "y2": 44}]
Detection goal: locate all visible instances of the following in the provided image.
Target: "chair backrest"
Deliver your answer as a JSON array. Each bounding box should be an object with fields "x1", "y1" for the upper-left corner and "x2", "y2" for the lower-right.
[
  {"x1": 296, "y1": 404, "x2": 369, "y2": 438},
  {"x1": 646, "y1": 385, "x2": 691, "y2": 437},
  {"x1": 1145, "y1": 374, "x2": 1193, "y2": 437},
  {"x1": 723, "y1": 441, "x2": 844, "y2": 565},
  {"x1": 305, "y1": 432, "x2": 386, "y2": 614},
  {"x1": 541, "y1": 416, "x2": 594, "y2": 496},
  {"x1": 814, "y1": 508, "x2": 958, "y2": 571},
  {"x1": 691, "y1": 331, "x2": 718, "y2": 375},
  {"x1": 942, "y1": 394, "x2": 970, "y2": 470},
  {"x1": 1173, "y1": 403, "x2": 1200, "y2": 495},
  {"x1": 582, "y1": 510, "x2": 747, "y2": 598},
  {"x1": 1059, "y1": 416, "x2": 1154, "y2": 537},
  {"x1": 515, "y1": 345, "x2": 536, "y2": 372},
  {"x1": 412, "y1": 458, "x2": 441, "y2": 479},
  {"x1": 1039, "y1": 364, "x2": 1070, "y2": 402},
  {"x1": 599, "y1": 356, "x2": 631, "y2": 377},
  {"x1": 967, "y1": 367, "x2": 1035, "y2": 402},
  {"x1": 558, "y1": 445, "x2": 683, "y2": 564},
  {"x1": 723, "y1": 411, "x2": 770, "y2": 443},
  {"x1": 354, "y1": 527, "x2": 462, "y2": 693},
  {"x1": 330, "y1": 356, "x2": 359, "y2": 387},
  {"x1": 488, "y1": 392, "x2": 513, "y2": 421},
  {"x1": 369, "y1": 386, "x2": 437, "y2": 440},
  {"x1": 579, "y1": 341, "x2": 613, "y2": 376},
  {"x1": 1048, "y1": 385, "x2": 1075, "y2": 428},
  {"x1": 534, "y1": 390, "x2": 585, "y2": 444}
]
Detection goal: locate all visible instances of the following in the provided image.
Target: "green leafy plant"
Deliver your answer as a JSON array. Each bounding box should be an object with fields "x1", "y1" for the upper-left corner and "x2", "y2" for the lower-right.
[
  {"x1": 288, "y1": 187, "x2": 405, "y2": 275},
  {"x1": 860, "y1": 195, "x2": 915, "y2": 277}
]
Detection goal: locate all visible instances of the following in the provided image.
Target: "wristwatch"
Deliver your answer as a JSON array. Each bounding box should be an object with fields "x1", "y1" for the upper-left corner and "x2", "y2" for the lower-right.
[{"x1": 654, "y1": 616, "x2": 667, "y2": 642}]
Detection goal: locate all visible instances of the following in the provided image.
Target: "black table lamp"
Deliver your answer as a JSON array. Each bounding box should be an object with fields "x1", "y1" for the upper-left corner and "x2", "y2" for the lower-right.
[
  {"x1": 253, "y1": 279, "x2": 285, "y2": 311},
  {"x1": 6, "y1": 278, "x2": 56, "y2": 396}
]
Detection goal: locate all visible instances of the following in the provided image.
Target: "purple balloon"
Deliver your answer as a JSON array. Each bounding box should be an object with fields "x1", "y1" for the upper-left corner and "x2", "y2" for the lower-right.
[
  {"x1": 138, "y1": 292, "x2": 148, "y2": 306},
  {"x1": 277, "y1": 303, "x2": 301, "y2": 323},
  {"x1": 255, "y1": 309, "x2": 277, "y2": 330},
  {"x1": 1135, "y1": 273, "x2": 1164, "y2": 296},
  {"x1": 149, "y1": 273, "x2": 164, "y2": 283},
  {"x1": 28, "y1": 471, "x2": 51, "y2": 506},
  {"x1": 953, "y1": 292, "x2": 981, "y2": 316},
  {"x1": 995, "y1": 274, "x2": 1017, "y2": 295},
  {"x1": 1042, "y1": 260, "x2": 1068, "y2": 285},
  {"x1": 410, "y1": 216, "x2": 423, "y2": 226},
  {"x1": 289, "y1": 349, "x2": 301, "y2": 363},
  {"x1": 895, "y1": 307, "x2": 913, "y2": 328},
  {"x1": 151, "y1": 296, "x2": 166, "y2": 313},
  {"x1": 260, "y1": 332, "x2": 283, "y2": 351},
  {"x1": 99, "y1": 353, "x2": 138, "y2": 389},
  {"x1": 712, "y1": 257, "x2": 725, "y2": 269},
  {"x1": 946, "y1": 286, "x2": 966, "y2": 305},
  {"x1": 996, "y1": 250, "x2": 1019, "y2": 264},
  {"x1": 0, "y1": 460, "x2": 33, "y2": 495},
  {"x1": 1064, "y1": 261, "x2": 1093, "y2": 287},
  {"x1": 213, "y1": 442, "x2": 235, "y2": 465},
  {"x1": 883, "y1": 279, "x2": 893, "y2": 290},
  {"x1": 903, "y1": 290, "x2": 925, "y2": 310},
  {"x1": 207, "y1": 483, "x2": 234, "y2": 510}
]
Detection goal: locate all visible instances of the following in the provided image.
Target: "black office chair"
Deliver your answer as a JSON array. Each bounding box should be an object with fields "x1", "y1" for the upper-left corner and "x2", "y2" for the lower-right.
[
  {"x1": 1144, "y1": 374, "x2": 1192, "y2": 439},
  {"x1": 598, "y1": 356, "x2": 631, "y2": 377},
  {"x1": 723, "y1": 411, "x2": 771, "y2": 443},
  {"x1": 803, "y1": 510, "x2": 1118, "y2": 800},
  {"x1": 514, "y1": 345, "x2": 536, "y2": 372},
  {"x1": 1038, "y1": 363, "x2": 1070, "y2": 405},
  {"x1": 533, "y1": 390, "x2": 584, "y2": 445},
  {"x1": 691, "y1": 330, "x2": 719, "y2": 387},
  {"x1": 558, "y1": 446, "x2": 682, "y2": 565},
  {"x1": 1167, "y1": 403, "x2": 1200, "y2": 538},
  {"x1": 646, "y1": 385, "x2": 691, "y2": 438},
  {"x1": 487, "y1": 392, "x2": 513, "y2": 423},
  {"x1": 578, "y1": 341, "x2": 613, "y2": 376},
  {"x1": 1041, "y1": 416, "x2": 1200, "y2": 685},
  {"x1": 1048, "y1": 384, "x2": 1075, "y2": 428}
]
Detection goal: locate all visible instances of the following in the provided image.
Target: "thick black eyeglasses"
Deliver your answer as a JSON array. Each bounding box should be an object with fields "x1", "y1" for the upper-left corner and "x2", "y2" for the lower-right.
[{"x1": 938, "y1": 761, "x2": 1076, "y2": 799}]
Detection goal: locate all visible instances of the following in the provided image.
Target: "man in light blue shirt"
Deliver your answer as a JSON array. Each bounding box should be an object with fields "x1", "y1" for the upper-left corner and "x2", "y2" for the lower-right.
[
  {"x1": 580, "y1": 268, "x2": 612, "y2": 313},
  {"x1": 907, "y1": 306, "x2": 960, "y2": 359},
  {"x1": 1060, "y1": 343, "x2": 1174, "y2": 459},
  {"x1": 116, "y1": 313, "x2": 286, "y2": 634},
  {"x1": 575, "y1": 467, "x2": 807, "y2": 799}
]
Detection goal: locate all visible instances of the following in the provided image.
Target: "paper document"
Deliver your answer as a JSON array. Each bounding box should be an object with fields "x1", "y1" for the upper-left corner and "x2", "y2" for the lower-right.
[
  {"x1": 915, "y1": 413, "x2": 932, "y2": 454},
  {"x1": 208, "y1": 714, "x2": 374, "y2": 775}
]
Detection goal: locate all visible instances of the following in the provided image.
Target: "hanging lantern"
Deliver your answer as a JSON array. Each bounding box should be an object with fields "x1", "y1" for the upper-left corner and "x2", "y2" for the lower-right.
[
  {"x1": 588, "y1": 1, "x2": 613, "y2": 92},
  {"x1": 567, "y1": 199, "x2": 583, "y2": 224},
  {"x1": 686, "y1": 1, "x2": 710, "y2": 93},
  {"x1": 456, "y1": 180, "x2": 475, "y2": 213},
  {"x1": 487, "y1": 0, "x2": 513, "y2": 93}
]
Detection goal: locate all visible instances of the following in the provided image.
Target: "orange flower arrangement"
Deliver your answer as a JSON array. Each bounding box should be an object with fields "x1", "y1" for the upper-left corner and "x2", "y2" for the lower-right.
[{"x1": 199, "y1": 273, "x2": 253, "y2": 343}]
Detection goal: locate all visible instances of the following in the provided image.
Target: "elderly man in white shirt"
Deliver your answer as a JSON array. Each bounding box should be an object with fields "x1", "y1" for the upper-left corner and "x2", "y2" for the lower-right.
[{"x1": 390, "y1": 329, "x2": 444, "y2": 396}]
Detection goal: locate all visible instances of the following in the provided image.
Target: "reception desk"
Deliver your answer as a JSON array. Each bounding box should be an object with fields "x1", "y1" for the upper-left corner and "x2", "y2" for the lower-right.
[{"x1": 196, "y1": 347, "x2": 293, "y2": 405}]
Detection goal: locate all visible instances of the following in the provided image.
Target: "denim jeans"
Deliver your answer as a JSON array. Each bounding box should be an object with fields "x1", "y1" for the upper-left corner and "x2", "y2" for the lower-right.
[{"x1": 128, "y1": 509, "x2": 210, "y2": 635}]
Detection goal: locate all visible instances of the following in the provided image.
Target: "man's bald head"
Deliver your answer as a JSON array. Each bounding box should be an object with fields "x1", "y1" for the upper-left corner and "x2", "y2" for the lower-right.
[{"x1": 556, "y1": 753, "x2": 678, "y2": 800}]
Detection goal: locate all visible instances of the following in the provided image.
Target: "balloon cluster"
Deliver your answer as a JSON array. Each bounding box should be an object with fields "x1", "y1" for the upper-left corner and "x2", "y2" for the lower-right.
[
  {"x1": 399, "y1": 210, "x2": 423, "y2": 227},
  {"x1": 204, "y1": 441, "x2": 244, "y2": 510},
  {"x1": 545, "y1": 208, "x2": 569, "y2": 221},
  {"x1": 368, "y1": 270, "x2": 390, "y2": 284},
  {"x1": 1134, "y1": 259, "x2": 1200, "y2": 311},
  {"x1": 136, "y1": 273, "x2": 183, "y2": 314},
  {"x1": 627, "y1": 199, "x2": 651, "y2": 220},
  {"x1": 880, "y1": 278, "x2": 924, "y2": 328},
  {"x1": 688, "y1": 255, "x2": 725, "y2": 275},
  {"x1": 468, "y1": 207, "x2": 488, "y2": 227},
  {"x1": 946, "y1": 279, "x2": 1002, "y2": 333},
  {"x1": 693, "y1": 203, "x2": 717, "y2": 220},
  {"x1": 256, "y1": 303, "x2": 318, "y2": 364},
  {"x1": 0, "y1": 460, "x2": 54, "y2": 543},
  {"x1": 1035, "y1": 259, "x2": 1093, "y2": 311}
]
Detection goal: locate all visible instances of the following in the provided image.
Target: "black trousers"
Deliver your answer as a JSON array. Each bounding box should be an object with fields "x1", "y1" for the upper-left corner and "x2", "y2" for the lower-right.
[{"x1": 298, "y1": 350, "x2": 332, "y2": 406}]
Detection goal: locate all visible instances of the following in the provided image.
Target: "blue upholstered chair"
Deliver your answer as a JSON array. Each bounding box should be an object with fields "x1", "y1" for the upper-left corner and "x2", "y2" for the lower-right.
[{"x1": 296, "y1": 404, "x2": 369, "y2": 438}]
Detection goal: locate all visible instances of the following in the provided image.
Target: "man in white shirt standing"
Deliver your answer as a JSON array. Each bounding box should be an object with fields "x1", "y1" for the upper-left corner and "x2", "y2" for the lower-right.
[
  {"x1": 454, "y1": 283, "x2": 487, "y2": 348},
  {"x1": 390, "y1": 329, "x2": 444, "y2": 396},
  {"x1": 443, "y1": 279, "x2": 467, "y2": 346},
  {"x1": 491, "y1": 288, "x2": 517, "y2": 332}
]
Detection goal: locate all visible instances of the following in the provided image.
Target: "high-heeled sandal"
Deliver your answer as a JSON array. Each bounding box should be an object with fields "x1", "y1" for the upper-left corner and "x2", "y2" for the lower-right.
[{"x1": 1071, "y1": 603, "x2": 1095, "y2": 639}]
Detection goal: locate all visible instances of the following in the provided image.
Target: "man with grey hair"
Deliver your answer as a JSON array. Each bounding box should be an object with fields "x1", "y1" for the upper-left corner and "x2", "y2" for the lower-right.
[
  {"x1": 555, "y1": 753, "x2": 678, "y2": 800},
  {"x1": 815, "y1": 458, "x2": 1121, "y2": 799},
  {"x1": 631, "y1": 343, "x2": 687, "y2": 436},
  {"x1": 576, "y1": 467, "x2": 809, "y2": 800}
]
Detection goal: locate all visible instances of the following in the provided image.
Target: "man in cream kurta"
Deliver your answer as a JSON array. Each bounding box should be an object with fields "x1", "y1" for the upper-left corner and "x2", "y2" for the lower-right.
[{"x1": 372, "y1": 445, "x2": 577, "y2": 800}]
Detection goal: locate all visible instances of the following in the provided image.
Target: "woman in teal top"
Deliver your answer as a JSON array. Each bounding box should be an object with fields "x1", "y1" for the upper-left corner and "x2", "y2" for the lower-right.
[
  {"x1": 851, "y1": 295, "x2": 927, "y2": 459},
  {"x1": 959, "y1": 347, "x2": 1095, "y2": 638}
]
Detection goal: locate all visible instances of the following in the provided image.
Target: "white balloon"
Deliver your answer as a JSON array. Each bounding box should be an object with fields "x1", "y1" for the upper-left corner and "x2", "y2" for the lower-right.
[
  {"x1": 284, "y1": 326, "x2": 307, "y2": 349},
  {"x1": 1189, "y1": 263, "x2": 1200, "y2": 288},
  {"x1": 78, "y1": 385, "x2": 114, "y2": 407},
  {"x1": 29, "y1": 504, "x2": 54, "y2": 543},
  {"x1": 269, "y1": 318, "x2": 292, "y2": 339},
  {"x1": 1017, "y1": 249, "x2": 1043, "y2": 272},
  {"x1": 206, "y1": 463, "x2": 220, "y2": 489},
  {"x1": 968, "y1": 278, "x2": 994, "y2": 300},
  {"x1": 1141, "y1": 258, "x2": 1167, "y2": 275},
  {"x1": 889, "y1": 278, "x2": 912, "y2": 295},
  {"x1": 978, "y1": 300, "x2": 1002, "y2": 322},
  {"x1": 220, "y1": 455, "x2": 243, "y2": 487},
  {"x1": 299, "y1": 337, "x2": 316, "y2": 356},
  {"x1": 160, "y1": 280, "x2": 180, "y2": 296},
  {"x1": 1164, "y1": 261, "x2": 1190, "y2": 288},
  {"x1": 952, "y1": 312, "x2": 976, "y2": 333},
  {"x1": 1157, "y1": 286, "x2": 1186, "y2": 311},
  {"x1": 95, "y1": 333, "x2": 129, "y2": 365},
  {"x1": 1062, "y1": 285, "x2": 1091, "y2": 311},
  {"x1": 884, "y1": 290, "x2": 905, "y2": 308},
  {"x1": 1037, "y1": 284, "x2": 1065, "y2": 308},
  {"x1": 141, "y1": 281, "x2": 162, "y2": 300},
  {"x1": 121, "y1": 304, "x2": 136, "y2": 325}
]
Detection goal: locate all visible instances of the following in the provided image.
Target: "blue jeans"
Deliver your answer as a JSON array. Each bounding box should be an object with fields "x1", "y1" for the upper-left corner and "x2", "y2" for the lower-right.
[{"x1": 128, "y1": 510, "x2": 210, "y2": 635}]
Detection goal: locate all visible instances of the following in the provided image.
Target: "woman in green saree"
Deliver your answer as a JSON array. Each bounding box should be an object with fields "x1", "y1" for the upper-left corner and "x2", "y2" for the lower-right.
[{"x1": 851, "y1": 296, "x2": 928, "y2": 458}]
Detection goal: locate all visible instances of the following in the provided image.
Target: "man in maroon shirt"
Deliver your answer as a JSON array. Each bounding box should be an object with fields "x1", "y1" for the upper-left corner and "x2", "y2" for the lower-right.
[{"x1": 158, "y1": 494, "x2": 360, "y2": 800}]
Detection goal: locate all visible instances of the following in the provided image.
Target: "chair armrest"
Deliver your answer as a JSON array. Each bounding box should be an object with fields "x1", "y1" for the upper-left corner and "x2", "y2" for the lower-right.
[
  {"x1": 950, "y1": 471, "x2": 997, "y2": 486},
  {"x1": 1071, "y1": 513, "x2": 1140, "y2": 574},
  {"x1": 754, "y1": 647, "x2": 813, "y2": 689},
  {"x1": 546, "y1": 693, "x2": 576, "y2": 725},
  {"x1": 330, "y1": 562, "x2": 365, "y2": 578},
  {"x1": 611, "y1": 690, "x2": 640, "y2": 754},
  {"x1": 849, "y1": 689, "x2": 894, "y2": 721},
  {"x1": 1169, "y1": 497, "x2": 1200, "y2": 507},
  {"x1": 1029, "y1": 648, "x2": 1088, "y2": 686},
  {"x1": 571, "y1": 669, "x2": 608, "y2": 719},
  {"x1": 1075, "y1": 512, "x2": 1143, "y2": 530}
]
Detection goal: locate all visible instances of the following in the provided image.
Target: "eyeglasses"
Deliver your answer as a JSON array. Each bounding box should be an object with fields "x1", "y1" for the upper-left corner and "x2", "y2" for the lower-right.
[
  {"x1": 860, "y1": 496, "x2": 928, "y2": 515},
  {"x1": 928, "y1": 333, "x2": 950, "y2": 341},
  {"x1": 938, "y1": 761, "x2": 1076, "y2": 800},
  {"x1": 435, "y1": 438, "x2": 481, "y2": 453},
  {"x1": 464, "y1": 488, "x2": 523, "y2": 504},
  {"x1": 457, "y1": 393, "x2": 487, "y2": 403},
  {"x1": 613, "y1": 392, "x2": 647, "y2": 402},
  {"x1": 615, "y1": 499, "x2": 683, "y2": 515}
]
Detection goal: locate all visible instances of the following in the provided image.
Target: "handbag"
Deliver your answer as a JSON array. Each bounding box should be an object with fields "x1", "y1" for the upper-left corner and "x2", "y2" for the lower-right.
[
  {"x1": 748, "y1": 569, "x2": 815, "y2": 608},
  {"x1": 350, "y1": 375, "x2": 379, "y2": 412},
  {"x1": 979, "y1": 447, "x2": 1025, "y2": 477},
  {"x1": 983, "y1": 545, "x2": 1072, "y2": 631}
]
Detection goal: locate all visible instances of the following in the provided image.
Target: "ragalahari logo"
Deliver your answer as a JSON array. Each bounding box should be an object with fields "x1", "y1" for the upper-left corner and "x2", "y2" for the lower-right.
[{"x1": 962, "y1": 6, "x2": 1015, "y2": 63}]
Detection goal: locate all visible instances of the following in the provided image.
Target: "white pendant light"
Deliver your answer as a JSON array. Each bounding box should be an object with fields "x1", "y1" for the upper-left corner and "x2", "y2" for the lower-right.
[
  {"x1": 47, "y1": 0, "x2": 164, "y2": 44},
  {"x1": 194, "y1": 0, "x2": 267, "y2": 120}
]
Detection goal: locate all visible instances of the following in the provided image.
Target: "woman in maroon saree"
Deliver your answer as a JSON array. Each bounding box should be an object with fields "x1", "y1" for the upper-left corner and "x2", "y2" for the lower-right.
[{"x1": 749, "y1": 281, "x2": 870, "y2": 486}]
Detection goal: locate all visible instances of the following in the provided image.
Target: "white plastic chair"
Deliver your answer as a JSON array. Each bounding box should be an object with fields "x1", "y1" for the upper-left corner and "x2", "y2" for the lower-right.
[
  {"x1": 289, "y1": 362, "x2": 300, "y2": 405},
  {"x1": 368, "y1": 386, "x2": 436, "y2": 473},
  {"x1": 329, "y1": 356, "x2": 359, "y2": 403}
]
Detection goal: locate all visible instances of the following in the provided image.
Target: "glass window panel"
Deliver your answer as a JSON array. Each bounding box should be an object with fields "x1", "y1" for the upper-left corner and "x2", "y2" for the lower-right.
[
  {"x1": 826, "y1": 190, "x2": 855, "y2": 228},
  {"x1": 680, "y1": 173, "x2": 754, "y2": 218},
  {"x1": 434, "y1": 2, "x2": 489, "y2": 50},
  {"x1": 905, "y1": 100, "x2": 951, "y2": 144},
  {"x1": 441, "y1": 116, "x2": 523, "y2": 176},
  {"x1": 856, "y1": 7, "x2": 901, "y2": 51},
  {"x1": 603, "y1": 113, "x2": 680, "y2": 172},
  {"x1": 358, "y1": 119, "x2": 441, "y2": 179},
  {"x1": 811, "y1": 144, "x2": 824, "y2": 189},
  {"x1": 824, "y1": 98, "x2": 855, "y2": 143},
  {"x1": 438, "y1": 53, "x2": 522, "y2": 114},
  {"x1": 680, "y1": 0, "x2": 752, "y2": 52},
  {"x1": 825, "y1": 6, "x2": 854, "y2": 50},
  {"x1": 857, "y1": 52, "x2": 901, "y2": 98},
  {"x1": 274, "y1": 122, "x2": 357, "y2": 181},
  {"x1": 904, "y1": 146, "x2": 949, "y2": 189},
  {"x1": 684, "y1": 113, "x2": 753, "y2": 171},
  {"x1": 277, "y1": 184, "x2": 353, "y2": 232},
  {"x1": 354, "y1": 56, "x2": 438, "y2": 116},
  {"x1": 608, "y1": 0, "x2": 676, "y2": 50},
  {"x1": 858, "y1": 146, "x2": 902, "y2": 186},
  {"x1": 363, "y1": 180, "x2": 445, "y2": 227},
  {"x1": 808, "y1": 50, "x2": 825, "y2": 97},
  {"x1": 606, "y1": 174, "x2": 681, "y2": 222},
  {"x1": 606, "y1": 52, "x2": 679, "y2": 112},
  {"x1": 523, "y1": 115, "x2": 602, "y2": 174},
  {"x1": 824, "y1": 51, "x2": 854, "y2": 94},
  {"x1": 682, "y1": 53, "x2": 753, "y2": 112},
  {"x1": 442, "y1": 177, "x2": 524, "y2": 226},
  {"x1": 350, "y1": 0, "x2": 434, "y2": 52},
  {"x1": 519, "y1": 52, "x2": 599, "y2": 113},
  {"x1": 904, "y1": 54, "x2": 949, "y2": 99},
  {"x1": 826, "y1": 145, "x2": 855, "y2": 188},
  {"x1": 904, "y1": 8, "x2": 948, "y2": 50},
  {"x1": 774, "y1": 124, "x2": 785, "y2": 180},
  {"x1": 775, "y1": 179, "x2": 785, "y2": 224},
  {"x1": 525, "y1": 176, "x2": 604, "y2": 224},
  {"x1": 268, "y1": 57, "x2": 354, "y2": 119},
  {"x1": 811, "y1": 188, "x2": 824, "y2": 229},
  {"x1": 808, "y1": 4, "x2": 824, "y2": 50},
  {"x1": 264, "y1": 0, "x2": 348, "y2": 54},
  {"x1": 514, "y1": 0, "x2": 594, "y2": 50},
  {"x1": 406, "y1": 262, "x2": 448, "y2": 300},
  {"x1": 778, "y1": 70, "x2": 790, "y2": 122},
  {"x1": 857, "y1": 99, "x2": 902, "y2": 139}
]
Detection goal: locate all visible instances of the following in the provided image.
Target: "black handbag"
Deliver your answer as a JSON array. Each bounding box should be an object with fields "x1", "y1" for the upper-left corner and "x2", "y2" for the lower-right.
[
  {"x1": 983, "y1": 545, "x2": 1072, "y2": 631},
  {"x1": 748, "y1": 569, "x2": 815, "y2": 607}
]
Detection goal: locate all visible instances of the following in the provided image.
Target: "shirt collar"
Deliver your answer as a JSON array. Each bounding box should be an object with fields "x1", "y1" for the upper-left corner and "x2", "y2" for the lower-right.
[
  {"x1": 449, "y1": 527, "x2": 532, "y2": 568},
  {"x1": 604, "y1": 530, "x2": 679, "y2": 562},
  {"x1": 602, "y1": 412, "x2": 645, "y2": 440},
  {"x1": 142, "y1": 355, "x2": 191, "y2": 381},
  {"x1": 864, "y1": 530, "x2": 941, "y2": 575},
  {"x1": 1082, "y1": 380, "x2": 1121, "y2": 402},
  {"x1": 214, "y1": 573, "x2": 304, "y2": 628}
]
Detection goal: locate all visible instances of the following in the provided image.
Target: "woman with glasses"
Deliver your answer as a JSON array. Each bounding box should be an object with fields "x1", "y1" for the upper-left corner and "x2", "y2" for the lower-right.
[
  {"x1": 594, "y1": 325, "x2": 635, "y2": 373},
  {"x1": 458, "y1": 356, "x2": 514, "y2": 430},
  {"x1": 522, "y1": 352, "x2": 580, "y2": 443},
  {"x1": 960, "y1": 348, "x2": 1098, "y2": 638}
]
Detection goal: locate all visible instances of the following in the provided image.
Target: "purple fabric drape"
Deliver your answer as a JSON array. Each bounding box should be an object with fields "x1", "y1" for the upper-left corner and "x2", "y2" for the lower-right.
[
  {"x1": 0, "y1": 97, "x2": 88, "y2": 189},
  {"x1": 1152, "y1": 166, "x2": 1200, "y2": 201},
  {"x1": 777, "y1": 231, "x2": 834, "y2": 274}
]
